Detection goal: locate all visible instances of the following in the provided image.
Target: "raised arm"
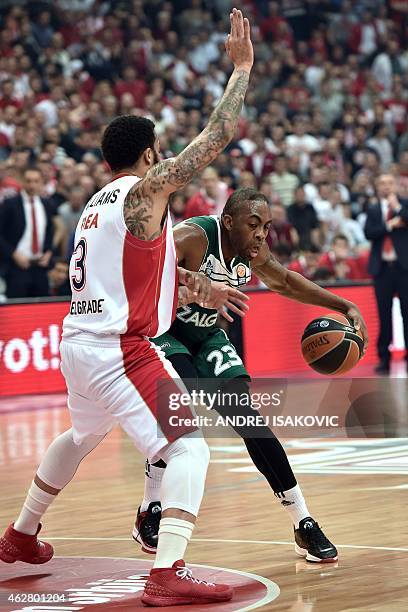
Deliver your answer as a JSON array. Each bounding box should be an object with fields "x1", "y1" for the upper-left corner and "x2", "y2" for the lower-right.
[
  {"x1": 124, "y1": 9, "x2": 253, "y2": 239},
  {"x1": 152, "y1": 9, "x2": 252, "y2": 193}
]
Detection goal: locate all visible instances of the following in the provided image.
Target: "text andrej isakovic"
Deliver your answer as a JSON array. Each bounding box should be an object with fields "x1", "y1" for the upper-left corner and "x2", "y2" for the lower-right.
[{"x1": 166, "y1": 390, "x2": 340, "y2": 429}]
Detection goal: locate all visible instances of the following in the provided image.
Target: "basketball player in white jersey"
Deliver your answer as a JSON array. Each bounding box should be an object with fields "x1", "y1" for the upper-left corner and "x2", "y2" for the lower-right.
[{"x1": 0, "y1": 8, "x2": 254, "y2": 606}]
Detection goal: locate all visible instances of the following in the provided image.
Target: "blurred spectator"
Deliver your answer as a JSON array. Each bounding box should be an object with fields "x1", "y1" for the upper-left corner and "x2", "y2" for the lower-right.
[
  {"x1": 288, "y1": 243, "x2": 321, "y2": 280},
  {"x1": 344, "y1": 126, "x2": 377, "y2": 178},
  {"x1": 372, "y1": 39, "x2": 404, "y2": 94},
  {"x1": 260, "y1": 2, "x2": 287, "y2": 40},
  {"x1": 184, "y1": 167, "x2": 231, "y2": 219},
  {"x1": 364, "y1": 174, "x2": 408, "y2": 373},
  {"x1": 340, "y1": 202, "x2": 370, "y2": 251},
  {"x1": 245, "y1": 131, "x2": 275, "y2": 180},
  {"x1": 48, "y1": 259, "x2": 70, "y2": 296},
  {"x1": 0, "y1": 161, "x2": 21, "y2": 204},
  {"x1": 0, "y1": 167, "x2": 54, "y2": 298},
  {"x1": 384, "y1": 78, "x2": 408, "y2": 137},
  {"x1": 266, "y1": 203, "x2": 298, "y2": 254},
  {"x1": 317, "y1": 234, "x2": 362, "y2": 281},
  {"x1": 313, "y1": 79, "x2": 344, "y2": 129},
  {"x1": 238, "y1": 171, "x2": 257, "y2": 189},
  {"x1": 285, "y1": 115, "x2": 321, "y2": 173},
  {"x1": 269, "y1": 154, "x2": 299, "y2": 207},
  {"x1": 349, "y1": 10, "x2": 380, "y2": 58},
  {"x1": 287, "y1": 185, "x2": 320, "y2": 247},
  {"x1": 114, "y1": 66, "x2": 147, "y2": 109},
  {"x1": 57, "y1": 185, "x2": 86, "y2": 256},
  {"x1": 396, "y1": 151, "x2": 408, "y2": 200},
  {"x1": 350, "y1": 171, "x2": 376, "y2": 218},
  {"x1": 366, "y1": 124, "x2": 394, "y2": 171},
  {"x1": 57, "y1": 186, "x2": 86, "y2": 236}
]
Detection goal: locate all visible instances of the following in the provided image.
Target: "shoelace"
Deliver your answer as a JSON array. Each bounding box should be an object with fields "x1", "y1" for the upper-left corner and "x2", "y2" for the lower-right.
[{"x1": 176, "y1": 566, "x2": 215, "y2": 586}]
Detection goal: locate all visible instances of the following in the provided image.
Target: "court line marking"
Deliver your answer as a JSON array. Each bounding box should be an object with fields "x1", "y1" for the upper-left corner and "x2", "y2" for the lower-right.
[
  {"x1": 191, "y1": 562, "x2": 280, "y2": 612},
  {"x1": 46, "y1": 536, "x2": 408, "y2": 553},
  {"x1": 53, "y1": 556, "x2": 280, "y2": 612}
]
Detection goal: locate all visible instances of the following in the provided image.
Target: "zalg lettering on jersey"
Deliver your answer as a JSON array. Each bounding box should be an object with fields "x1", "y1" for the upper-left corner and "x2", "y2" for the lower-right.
[
  {"x1": 86, "y1": 188, "x2": 120, "y2": 209},
  {"x1": 177, "y1": 305, "x2": 218, "y2": 327},
  {"x1": 70, "y1": 299, "x2": 105, "y2": 315}
]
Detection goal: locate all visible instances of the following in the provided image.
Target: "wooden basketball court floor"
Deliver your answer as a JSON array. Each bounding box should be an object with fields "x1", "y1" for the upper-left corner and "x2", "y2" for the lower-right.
[{"x1": 1, "y1": 376, "x2": 407, "y2": 611}]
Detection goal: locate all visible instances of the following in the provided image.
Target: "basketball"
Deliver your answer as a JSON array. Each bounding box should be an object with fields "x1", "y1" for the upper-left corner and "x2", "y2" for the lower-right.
[{"x1": 301, "y1": 313, "x2": 364, "y2": 375}]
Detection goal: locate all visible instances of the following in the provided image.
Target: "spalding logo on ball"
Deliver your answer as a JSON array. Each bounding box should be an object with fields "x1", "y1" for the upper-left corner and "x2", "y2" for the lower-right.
[{"x1": 301, "y1": 313, "x2": 364, "y2": 375}]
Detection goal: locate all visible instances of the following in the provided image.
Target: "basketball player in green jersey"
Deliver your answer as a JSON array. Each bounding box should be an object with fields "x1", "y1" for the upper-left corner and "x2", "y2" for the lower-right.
[{"x1": 134, "y1": 187, "x2": 368, "y2": 563}]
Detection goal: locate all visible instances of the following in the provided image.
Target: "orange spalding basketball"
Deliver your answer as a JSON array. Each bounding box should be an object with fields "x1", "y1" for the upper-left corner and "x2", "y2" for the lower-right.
[{"x1": 301, "y1": 313, "x2": 364, "y2": 375}]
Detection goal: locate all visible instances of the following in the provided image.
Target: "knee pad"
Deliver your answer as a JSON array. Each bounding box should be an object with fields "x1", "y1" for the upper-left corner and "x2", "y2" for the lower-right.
[
  {"x1": 158, "y1": 434, "x2": 210, "y2": 515},
  {"x1": 160, "y1": 433, "x2": 210, "y2": 471}
]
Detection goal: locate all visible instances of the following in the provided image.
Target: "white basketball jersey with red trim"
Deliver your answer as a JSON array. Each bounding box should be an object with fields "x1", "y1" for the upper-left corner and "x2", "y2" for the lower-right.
[{"x1": 62, "y1": 174, "x2": 178, "y2": 339}]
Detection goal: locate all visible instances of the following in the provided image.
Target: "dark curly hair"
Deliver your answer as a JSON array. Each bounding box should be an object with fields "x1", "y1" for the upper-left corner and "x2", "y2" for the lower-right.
[{"x1": 101, "y1": 115, "x2": 156, "y2": 172}]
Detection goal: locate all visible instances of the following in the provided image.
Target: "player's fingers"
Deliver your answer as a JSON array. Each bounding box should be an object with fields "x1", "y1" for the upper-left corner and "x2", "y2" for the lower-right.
[
  {"x1": 184, "y1": 274, "x2": 198, "y2": 296},
  {"x1": 183, "y1": 270, "x2": 193, "y2": 290},
  {"x1": 199, "y1": 275, "x2": 211, "y2": 302},
  {"x1": 229, "y1": 297, "x2": 249, "y2": 311},
  {"x1": 362, "y1": 331, "x2": 369, "y2": 353},
  {"x1": 225, "y1": 301, "x2": 247, "y2": 317},
  {"x1": 236, "y1": 9, "x2": 244, "y2": 38},
  {"x1": 228, "y1": 288, "x2": 249, "y2": 301},
  {"x1": 243, "y1": 17, "x2": 250, "y2": 40},
  {"x1": 230, "y1": 299, "x2": 249, "y2": 312},
  {"x1": 194, "y1": 273, "x2": 203, "y2": 296},
  {"x1": 220, "y1": 309, "x2": 234, "y2": 323},
  {"x1": 230, "y1": 9, "x2": 236, "y2": 38}
]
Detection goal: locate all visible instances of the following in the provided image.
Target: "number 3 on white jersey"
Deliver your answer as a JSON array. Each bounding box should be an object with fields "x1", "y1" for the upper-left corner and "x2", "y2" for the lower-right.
[{"x1": 71, "y1": 237, "x2": 87, "y2": 292}]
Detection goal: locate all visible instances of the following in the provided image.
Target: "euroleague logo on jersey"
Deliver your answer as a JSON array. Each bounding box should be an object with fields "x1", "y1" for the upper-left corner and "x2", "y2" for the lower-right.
[{"x1": 236, "y1": 264, "x2": 246, "y2": 278}]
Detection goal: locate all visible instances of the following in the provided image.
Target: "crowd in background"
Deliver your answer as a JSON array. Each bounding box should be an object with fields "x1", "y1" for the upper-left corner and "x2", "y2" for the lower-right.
[{"x1": 0, "y1": 0, "x2": 407, "y2": 298}]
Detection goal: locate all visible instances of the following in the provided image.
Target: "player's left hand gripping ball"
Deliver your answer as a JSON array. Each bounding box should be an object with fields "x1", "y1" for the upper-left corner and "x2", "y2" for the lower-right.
[{"x1": 346, "y1": 305, "x2": 369, "y2": 355}]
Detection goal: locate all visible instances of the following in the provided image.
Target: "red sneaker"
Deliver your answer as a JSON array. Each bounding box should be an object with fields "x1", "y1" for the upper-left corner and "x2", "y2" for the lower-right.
[
  {"x1": 0, "y1": 523, "x2": 54, "y2": 564},
  {"x1": 141, "y1": 559, "x2": 233, "y2": 607}
]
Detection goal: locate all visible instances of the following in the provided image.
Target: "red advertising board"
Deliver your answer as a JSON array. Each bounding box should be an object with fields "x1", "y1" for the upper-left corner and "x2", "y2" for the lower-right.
[
  {"x1": 242, "y1": 285, "x2": 383, "y2": 376},
  {"x1": 0, "y1": 286, "x2": 402, "y2": 396},
  {"x1": 0, "y1": 301, "x2": 69, "y2": 396}
]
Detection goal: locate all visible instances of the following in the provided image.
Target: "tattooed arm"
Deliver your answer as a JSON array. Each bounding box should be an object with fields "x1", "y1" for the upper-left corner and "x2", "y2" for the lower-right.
[{"x1": 123, "y1": 8, "x2": 253, "y2": 240}]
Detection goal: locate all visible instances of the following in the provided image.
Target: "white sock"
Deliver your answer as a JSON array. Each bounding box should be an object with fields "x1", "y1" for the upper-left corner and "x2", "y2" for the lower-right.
[
  {"x1": 141, "y1": 460, "x2": 165, "y2": 511},
  {"x1": 153, "y1": 518, "x2": 194, "y2": 568},
  {"x1": 278, "y1": 484, "x2": 311, "y2": 528},
  {"x1": 14, "y1": 481, "x2": 57, "y2": 535}
]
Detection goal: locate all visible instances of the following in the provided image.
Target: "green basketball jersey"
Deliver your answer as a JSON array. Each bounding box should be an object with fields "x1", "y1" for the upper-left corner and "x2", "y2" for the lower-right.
[{"x1": 170, "y1": 215, "x2": 251, "y2": 348}]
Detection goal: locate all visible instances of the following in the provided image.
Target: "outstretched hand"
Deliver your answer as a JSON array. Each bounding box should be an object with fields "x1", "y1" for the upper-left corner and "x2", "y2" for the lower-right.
[{"x1": 225, "y1": 7, "x2": 253, "y2": 72}]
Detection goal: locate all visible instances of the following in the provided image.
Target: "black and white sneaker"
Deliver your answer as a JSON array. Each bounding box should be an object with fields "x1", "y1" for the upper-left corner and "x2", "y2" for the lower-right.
[
  {"x1": 132, "y1": 501, "x2": 161, "y2": 554},
  {"x1": 294, "y1": 517, "x2": 338, "y2": 563}
]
